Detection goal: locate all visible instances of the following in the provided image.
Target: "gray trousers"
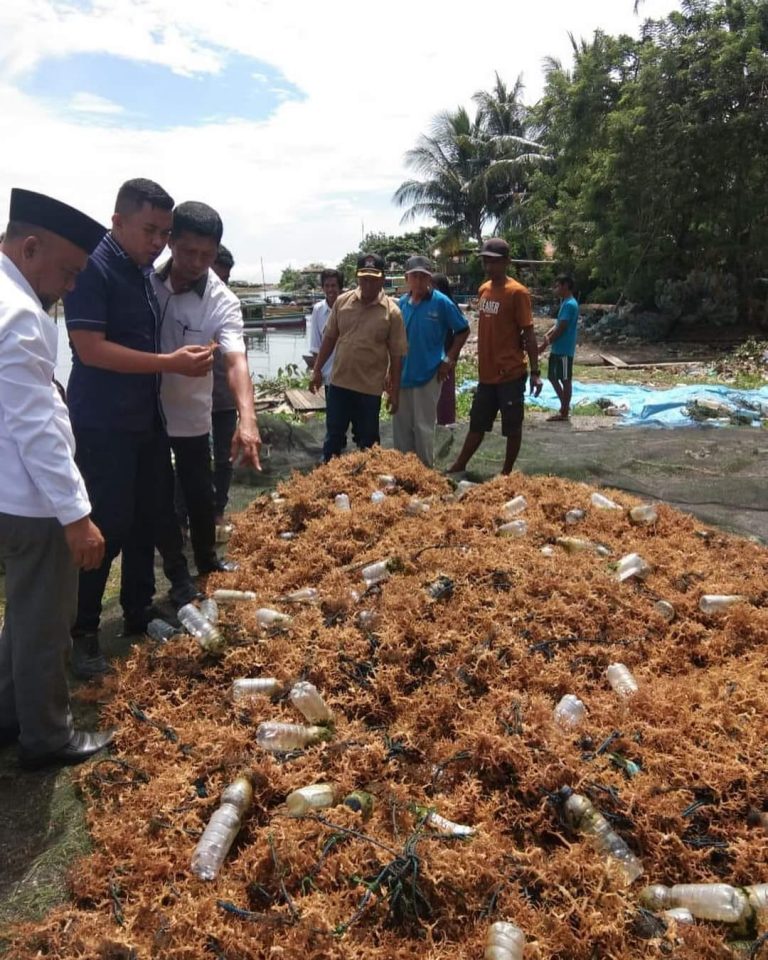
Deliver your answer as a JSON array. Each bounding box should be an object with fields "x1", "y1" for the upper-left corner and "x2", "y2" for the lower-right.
[
  {"x1": 392, "y1": 375, "x2": 443, "y2": 468},
  {"x1": 0, "y1": 512, "x2": 76, "y2": 752}
]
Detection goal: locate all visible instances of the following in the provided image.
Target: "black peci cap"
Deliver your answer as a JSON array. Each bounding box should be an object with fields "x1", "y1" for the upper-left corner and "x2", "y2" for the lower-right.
[
  {"x1": 9, "y1": 188, "x2": 106, "y2": 254},
  {"x1": 356, "y1": 252, "x2": 386, "y2": 277}
]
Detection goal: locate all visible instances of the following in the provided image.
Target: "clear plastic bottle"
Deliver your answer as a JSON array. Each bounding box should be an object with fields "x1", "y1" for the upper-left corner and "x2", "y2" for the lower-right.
[
  {"x1": 563, "y1": 790, "x2": 643, "y2": 885},
  {"x1": 281, "y1": 587, "x2": 320, "y2": 604},
  {"x1": 591, "y1": 492, "x2": 621, "y2": 510},
  {"x1": 177, "y1": 603, "x2": 224, "y2": 654},
  {"x1": 335, "y1": 493, "x2": 351, "y2": 511},
  {"x1": 654, "y1": 600, "x2": 676, "y2": 622},
  {"x1": 484, "y1": 921, "x2": 525, "y2": 960},
  {"x1": 498, "y1": 520, "x2": 527, "y2": 538},
  {"x1": 190, "y1": 775, "x2": 253, "y2": 881},
  {"x1": 502, "y1": 495, "x2": 527, "y2": 518},
  {"x1": 616, "y1": 553, "x2": 651, "y2": 582},
  {"x1": 146, "y1": 618, "x2": 179, "y2": 643},
  {"x1": 605, "y1": 663, "x2": 639, "y2": 698},
  {"x1": 230, "y1": 678, "x2": 281, "y2": 702},
  {"x1": 357, "y1": 609, "x2": 379, "y2": 629},
  {"x1": 289, "y1": 681, "x2": 333, "y2": 724},
  {"x1": 746, "y1": 884, "x2": 768, "y2": 914},
  {"x1": 278, "y1": 531, "x2": 296, "y2": 540},
  {"x1": 406, "y1": 497, "x2": 431, "y2": 515},
  {"x1": 285, "y1": 783, "x2": 337, "y2": 816},
  {"x1": 377, "y1": 474, "x2": 395, "y2": 486},
  {"x1": 554, "y1": 694, "x2": 586, "y2": 729},
  {"x1": 199, "y1": 598, "x2": 219, "y2": 624},
  {"x1": 640, "y1": 883, "x2": 750, "y2": 923},
  {"x1": 362, "y1": 559, "x2": 392, "y2": 586},
  {"x1": 699, "y1": 594, "x2": 745, "y2": 614},
  {"x1": 540, "y1": 545, "x2": 555, "y2": 557},
  {"x1": 370, "y1": 490, "x2": 386, "y2": 504},
  {"x1": 565, "y1": 508, "x2": 585, "y2": 525},
  {"x1": 555, "y1": 536, "x2": 593, "y2": 554},
  {"x1": 344, "y1": 790, "x2": 374, "y2": 820},
  {"x1": 256, "y1": 608, "x2": 292, "y2": 628},
  {"x1": 255, "y1": 722, "x2": 331, "y2": 752},
  {"x1": 629, "y1": 504, "x2": 658, "y2": 524},
  {"x1": 215, "y1": 522, "x2": 234, "y2": 543},
  {"x1": 663, "y1": 907, "x2": 694, "y2": 925},
  {"x1": 212, "y1": 589, "x2": 256, "y2": 602},
  {"x1": 454, "y1": 480, "x2": 477, "y2": 501}
]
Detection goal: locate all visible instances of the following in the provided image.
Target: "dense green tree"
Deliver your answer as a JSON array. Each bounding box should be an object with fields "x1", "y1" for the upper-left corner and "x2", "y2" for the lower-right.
[{"x1": 337, "y1": 227, "x2": 442, "y2": 285}]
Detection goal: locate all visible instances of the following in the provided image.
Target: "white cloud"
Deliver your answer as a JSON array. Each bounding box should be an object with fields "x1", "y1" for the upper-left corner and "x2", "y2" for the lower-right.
[
  {"x1": 69, "y1": 90, "x2": 125, "y2": 114},
  {"x1": 0, "y1": 0, "x2": 681, "y2": 281}
]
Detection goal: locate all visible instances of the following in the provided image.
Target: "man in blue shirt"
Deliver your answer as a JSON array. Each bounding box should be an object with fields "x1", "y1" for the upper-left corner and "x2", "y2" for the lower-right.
[
  {"x1": 65, "y1": 179, "x2": 213, "y2": 678},
  {"x1": 539, "y1": 274, "x2": 579, "y2": 421},
  {"x1": 393, "y1": 256, "x2": 469, "y2": 466}
]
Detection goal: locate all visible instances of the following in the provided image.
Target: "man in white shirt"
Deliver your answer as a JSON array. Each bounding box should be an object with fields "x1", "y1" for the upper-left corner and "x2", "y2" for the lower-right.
[
  {"x1": 0, "y1": 188, "x2": 115, "y2": 768},
  {"x1": 308, "y1": 268, "x2": 343, "y2": 385},
  {"x1": 151, "y1": 201, "x2": 261, "y2": 575}
]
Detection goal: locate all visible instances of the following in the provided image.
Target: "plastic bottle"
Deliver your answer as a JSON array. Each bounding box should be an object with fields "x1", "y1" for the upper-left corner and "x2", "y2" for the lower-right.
[
  {"x1": 285, "y1": 783, "x2": 337, "y2": 816},
  {"x1": 215, "y1": 522, "x2": 233, "y2": 543},
  {"x1": 497, "y1": 520, "x2": 527, "y2": 538},
  {"x1": 554, "y1": 694, "x2": 586, "y2": 729},
  {"x1": 289, "y1": 681, "x2": 333, "y2": 724},
  {"x1": 344, "y1": 790, "x2": 374, "y2": 820},
  {"x1": 361, "y1": 559, "x2": 392, "y2": 585},
  {"x1": 335, "y1": 493, "x2": 351, "y2": 511},
  {"x1": 377, "y1": 474, "x2": 395, "y2": 486},
  {"x1": 540, "y1": 545, "x2": 555, "y2": 557},
  {"x1": 371, "y1": 490, "x2": 386, "y2": 504},
  {"x1": 640, "y1": 883, "x2": 750, "y2": 923},
  {"x1": 454, "y1": 480, "x2": 477, "y2": 501},
  {"x1": 555, "y1": 536, "x2": 593, "y2": 554},
  {"x1": 746, "y1": 884, "x2": 768, "y2": 914},
  {"x1": 615, "y1": 553, "x2": 651, "y2": 582},
  {"x1": 563, "y1": 789, "x2": 643, "y2": 885},
  {"x1": 406, "y1": 497, "x2": 430, "y2": 515},
  {"x1": 565, "y1": 508, "x2": 585, "y2": 525},
  {"x1": 281, "y1": 587, "x2": 320, "y2": 604},
  {"x1": 654, "y1": 600, "x2": 676, "y2": 622},
  {"x1": 606, "y1": 663, "x2": 639, "y2": 698},
  {"x1": 146, "y1": 619, "x2": 179, "y2": 643},
  {"x1": 212, "y1": 589, "x2": 257, "y2": 602},
  {"x1": 278, "y1": 531, "x2": 296, "y2": 540},
  {"x1": 255, "y1": 722, "x2": 332, "y2": 752},
  {"x1": 502, "y1": 495, "x2": 527, "y2": 518},
  {"x1": 256, "y1": 608, "x2": 292, "y2": 628},
  {"x1": 663, "y1": 907, "x2": 694, "y2": 925},
  {"x1": 629, "y1": 504, "x2": 658, "y2": 524},
  {"x1": 591, "y1": 492, "x2": 621, "y2": 510},
  {"x1": 177, "y1": 603, "x2": 224, "y2": 654},
  {"x1": 230, "y1": 678, "x2": 281, "y2": 702},
  {"x1": 199, "y1": 598, "x2": 219, "y2": 624},
  {"x1": 190, "y1": 775, "x2": 253, "y2": 880},
  {"x1": 414, "y1": 806, "x2": 476, "y2": 837},
  {"x1": 484, "y1": 921, "x2": 525, "y2": 960},
  {"x1": 357, "y1": 609, "x2": 379, "y2": 629},
  {"x1": 699, "y1": 594, "x2": 745, "y2": 614}
]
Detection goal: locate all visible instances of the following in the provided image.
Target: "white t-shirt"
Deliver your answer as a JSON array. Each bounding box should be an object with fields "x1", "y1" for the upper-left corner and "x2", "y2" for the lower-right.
[
  {"x1": 0, "y1": 253, "x2": 91, "y2": 525},
  {"x1": 152, "y1": 265, "x2": 245, "y2": 437},
  {"x1": 308, "y1": 299, "x2": 335, "y2": 385}
]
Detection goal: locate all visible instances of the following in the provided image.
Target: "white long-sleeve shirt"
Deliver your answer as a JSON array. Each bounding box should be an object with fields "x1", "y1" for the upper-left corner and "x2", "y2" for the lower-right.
[
  {"x1": 308, "y1": 299, "x2": 335, "y2": 385},
  {"x1": 0, "y1": 252, "x2": 91, "y2": 525}
]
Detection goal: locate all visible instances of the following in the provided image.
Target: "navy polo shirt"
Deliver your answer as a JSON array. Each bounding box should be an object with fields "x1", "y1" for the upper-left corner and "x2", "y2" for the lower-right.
[
  {"x1": 64, "y1": 233, "x2": 161, "y2": 432},
  {"x1": 398, "y1": 288, "x2": 469, "y2": 388}
]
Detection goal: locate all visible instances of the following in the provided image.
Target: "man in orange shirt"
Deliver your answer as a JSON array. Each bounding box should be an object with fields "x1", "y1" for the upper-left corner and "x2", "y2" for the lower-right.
[{"x1": 447, "y1": 238, "x2": 542, "y2": 475}]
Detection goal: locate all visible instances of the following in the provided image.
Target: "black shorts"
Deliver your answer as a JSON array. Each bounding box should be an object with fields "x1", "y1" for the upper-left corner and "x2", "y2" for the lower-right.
[
  {"x1": 469, "y1": 377, "x2": 526, "y2": 437},
  {"x1": 548, "y1": 354, "x2": 573, "y2": 382}
]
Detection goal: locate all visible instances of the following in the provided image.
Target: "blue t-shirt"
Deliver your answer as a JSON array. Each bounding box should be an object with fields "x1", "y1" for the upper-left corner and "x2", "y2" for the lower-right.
[
  {"x1": 398, "y1": 289, "x2": 469, "y2": 388},
  {"x1": 551, "y1": 295, "x2": 579, "y2": 357},
  {"x1": 65, "y1": 233, "x2": 161, "y2": 432}
]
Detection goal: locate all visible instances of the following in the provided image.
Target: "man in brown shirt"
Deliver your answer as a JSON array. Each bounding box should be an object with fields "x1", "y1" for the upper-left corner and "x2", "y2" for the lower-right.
[
  {"x1": 310, "y1": 253, "x2": 407, "y2": 461},
  {"x1": 448, "y1": 238, "x2": 542, "y2": 475}
]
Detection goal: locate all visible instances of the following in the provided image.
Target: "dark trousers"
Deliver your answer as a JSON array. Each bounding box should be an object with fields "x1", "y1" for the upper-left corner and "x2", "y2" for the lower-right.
[
  {"x1": 73, "y1": 427, "x2": 179, "y2": 634},
  {"x1": 212, "y1": 409, "x2": 237, "y2": 516},
  {"x1": 168, "y1": 434, "x2": 217, "y2": 573},
  {"x1": 323, "y1": 385, "x2": 381, "y2": 462}
]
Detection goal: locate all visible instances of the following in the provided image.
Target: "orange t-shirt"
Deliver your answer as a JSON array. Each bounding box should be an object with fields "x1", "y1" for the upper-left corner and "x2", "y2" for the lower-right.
[{"x1": 476, "y1": 277, "x2": 533, "y2": 383}]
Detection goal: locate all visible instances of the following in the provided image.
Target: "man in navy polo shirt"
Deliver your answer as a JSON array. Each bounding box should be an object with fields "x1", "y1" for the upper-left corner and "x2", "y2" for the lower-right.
[
  {"x1": 393, "y1": 256, "x2": 469, "y2": 467},
  {"x1": 65, "y1": 178, "x2": 213, "y2": 678}
]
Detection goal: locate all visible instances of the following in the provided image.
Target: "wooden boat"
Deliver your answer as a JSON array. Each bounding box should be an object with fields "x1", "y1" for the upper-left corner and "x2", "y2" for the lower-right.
[{"x1": 240, "y1": 299, "x2": 307, "y2": 330}]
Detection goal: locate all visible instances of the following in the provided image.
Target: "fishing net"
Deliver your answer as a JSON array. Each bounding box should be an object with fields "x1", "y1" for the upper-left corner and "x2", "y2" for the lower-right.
[{"x1": 7, "y1": 449, "x2": 768, "y2": 959}]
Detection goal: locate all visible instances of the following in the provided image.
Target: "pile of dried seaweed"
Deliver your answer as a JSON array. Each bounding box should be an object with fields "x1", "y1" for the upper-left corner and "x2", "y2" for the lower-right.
[{"x1": 8, "y1": 449, "x2": 768, "y2": 960}]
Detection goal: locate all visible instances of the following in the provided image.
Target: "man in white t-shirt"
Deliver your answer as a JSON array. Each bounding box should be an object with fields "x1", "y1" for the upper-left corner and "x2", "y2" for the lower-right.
[
  {"x1": 308, "y1": 268, "x2": 343, "y2": 385},
  {"x1": 151, "y1": 201, "x2": 261, "y2": 575}
]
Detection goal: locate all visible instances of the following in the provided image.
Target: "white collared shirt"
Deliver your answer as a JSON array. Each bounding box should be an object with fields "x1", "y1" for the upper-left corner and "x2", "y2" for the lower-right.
[
  {"x1": 308, "y1": 298, "x2": 335, "y2": 384},
  {"x1": 0, "y1": 252, "x2": 91, "y2": 525},
  {"x1": 152, "y1": 265, "x2": 245, "y2": 437}
]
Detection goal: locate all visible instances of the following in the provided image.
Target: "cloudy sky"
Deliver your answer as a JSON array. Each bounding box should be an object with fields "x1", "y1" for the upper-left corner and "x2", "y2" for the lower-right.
[{"x1": 1, "y1": 1, "x2": 680, "y2": 282}]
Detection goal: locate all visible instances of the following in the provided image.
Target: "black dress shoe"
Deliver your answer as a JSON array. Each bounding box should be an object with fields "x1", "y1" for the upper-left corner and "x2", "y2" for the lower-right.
[
  {"x1": 168, "y1": 581, "x2": 205, "y2": 608},
  {"x1": 198, "y1": 558, "x2": 239, "y2": 574},
  {"x1": 19, "y1": 728, "x2": 115, "y2": 770},
  {"x1": 0, "y1": 723, "x2": 20, "y2": 747},
  {"x1": 70, "y1": 633, "x2": 113, "y2": 681}
]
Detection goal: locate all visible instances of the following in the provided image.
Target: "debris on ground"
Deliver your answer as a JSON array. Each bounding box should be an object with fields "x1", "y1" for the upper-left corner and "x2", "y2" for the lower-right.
[{"x1": 6, "y1": 449, "x2": 768, "y2": 959}]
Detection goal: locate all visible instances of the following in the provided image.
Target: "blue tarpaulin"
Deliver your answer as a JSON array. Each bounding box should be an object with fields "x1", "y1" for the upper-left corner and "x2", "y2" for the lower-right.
[{"x1": 458, "y1": 380, "x2": 768, "y2": 427}]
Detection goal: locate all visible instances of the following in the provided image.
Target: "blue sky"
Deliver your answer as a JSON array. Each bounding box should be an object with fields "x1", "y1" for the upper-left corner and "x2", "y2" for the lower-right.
[{"x1": 19, "y1": 50, "x2": 304, "y2": 128}]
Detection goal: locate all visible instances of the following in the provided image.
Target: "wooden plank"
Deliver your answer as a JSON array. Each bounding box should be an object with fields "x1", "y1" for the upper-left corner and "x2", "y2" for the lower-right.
[
  {"x1": 285, "y1": 388, "x2": 326, "y2": 412},
  {"x1": 599, "y1": 352, "x2": 629, "y2": 368},
  {"x1": 582, "y1": 357, "x2": 718, "y2": 369}
]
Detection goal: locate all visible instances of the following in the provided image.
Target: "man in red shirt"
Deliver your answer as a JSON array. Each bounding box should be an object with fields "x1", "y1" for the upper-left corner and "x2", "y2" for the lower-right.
[{"x1": 447, "y1": 238, "x2": 542, "y2": 475}]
